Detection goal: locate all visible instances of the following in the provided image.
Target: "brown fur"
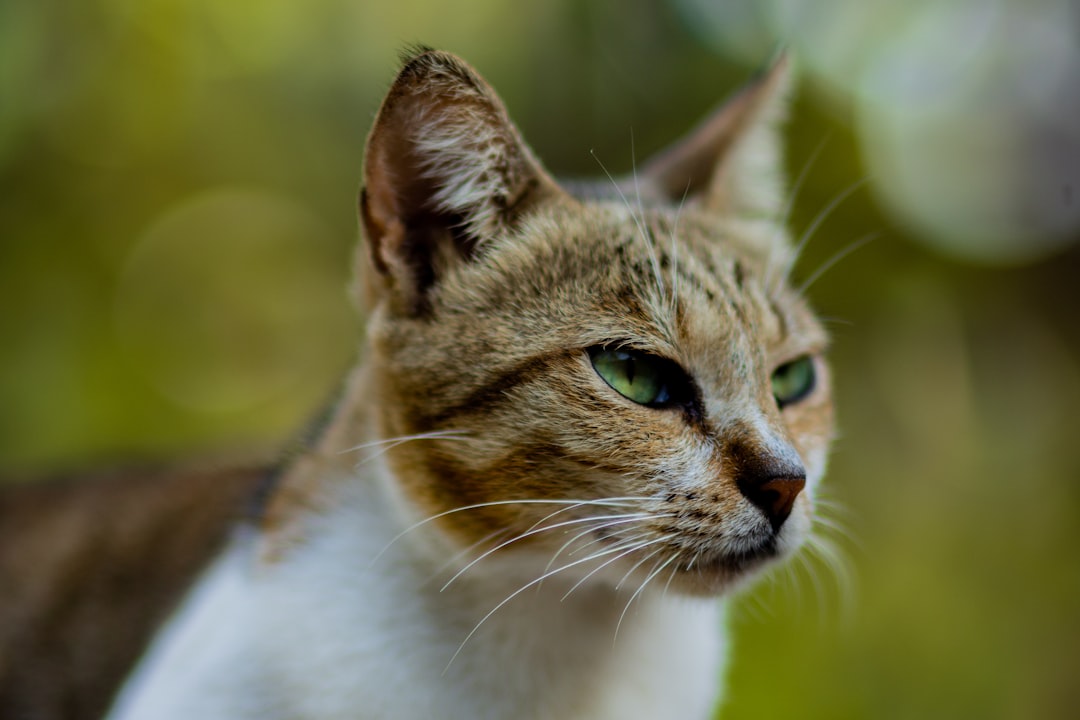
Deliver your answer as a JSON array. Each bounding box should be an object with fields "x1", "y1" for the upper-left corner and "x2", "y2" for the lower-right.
[
  {"x1": 0, "y1": 464, "x2": 265, "y2": 720},
  {"x1": 362, "y1": 206, "x2": 831, "y2": 593},
  {"x1": 263, "y1": 50, "x2": 834, "y2": 598}
]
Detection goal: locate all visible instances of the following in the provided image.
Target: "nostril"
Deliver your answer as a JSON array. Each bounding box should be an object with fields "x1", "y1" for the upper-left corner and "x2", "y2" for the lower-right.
[{"x1": 738, "y1": 476, "x2": 805, "y2": 532}]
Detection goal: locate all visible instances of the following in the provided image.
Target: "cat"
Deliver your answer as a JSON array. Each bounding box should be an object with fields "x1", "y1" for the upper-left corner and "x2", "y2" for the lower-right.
[{"x1": 0, "y1": 48, "x2": 833, "y2": 720}]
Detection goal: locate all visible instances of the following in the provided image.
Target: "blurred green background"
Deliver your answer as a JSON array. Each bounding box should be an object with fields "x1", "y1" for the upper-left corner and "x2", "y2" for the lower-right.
[{"x1": 2, "y1": 1, "x2": 1079, "y2": 718}]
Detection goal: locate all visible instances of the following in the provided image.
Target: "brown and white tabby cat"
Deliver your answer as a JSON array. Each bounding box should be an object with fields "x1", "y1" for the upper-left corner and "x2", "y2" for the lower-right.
[{"x1": 0, "y1": 49, "x2": 833, "y2": 720}]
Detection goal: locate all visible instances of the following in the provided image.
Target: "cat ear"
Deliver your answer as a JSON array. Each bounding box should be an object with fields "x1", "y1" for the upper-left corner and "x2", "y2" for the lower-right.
[
  {"x1": 360, "y1": 48, "x2": 565, "y2": 314},
  {"x1": 639, "y1": 54, "x2": 793, "y2": 220}
]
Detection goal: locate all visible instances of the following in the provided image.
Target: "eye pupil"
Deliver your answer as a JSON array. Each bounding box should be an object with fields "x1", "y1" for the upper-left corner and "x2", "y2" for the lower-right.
[
  {"x1": 589, "y1": 347, "x2": 687, "y2": 408},
  {"x1": 624, "y1": 355, "x2": 637, "y2": 384}
]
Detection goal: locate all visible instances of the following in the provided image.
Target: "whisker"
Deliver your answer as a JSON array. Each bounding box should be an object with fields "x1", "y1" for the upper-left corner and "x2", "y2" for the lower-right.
[
  {"x1": 445, "y1": 538, "x2": 656, "y2": 672},
  {"x1": 338, "y1": 429, "x2": 471, "y2": 455},
  {"x1": 667, "y1": 178, "x2": 691, "y2": 320},
  {"x1": 811, "y1": 493, "x2": 855, "y2": 516},
  {"x1": 783, "y1": 135, "x2": 832, "y2": 233},
  {"x1": 615, "y1": 544, "x2": 667, "y2": 592},
  {"x1": 368, "y1": 496, "x2": 650, "y2": 568},
  {"x1": 795, "y1": 546, "x2": 827, "y2": 628},
  {"x1": 809, "y1": 535, "x2": 852, "y2": 598},
  {"x1": 787, "y1": 176, "x2": 870, "y2": 282},
  {"x1": 535, "y1": 514, "x2": 650, "y2": 595},
  {"x1": 560, "y1": 535, "x2": 667, "y2": 602},
  {"x1": 809, "y1": 510, "x2": 858, "y2": 545},
  {"x1": 519, "y1": 504, "x2": 643, "y2": 591},
  {"x1": 631, "y1": 128, "x2": 644, "y2": 222},
  {"x1": 423, "y1": 528, "x2": 512, "y2": 586},
  {"x1": 441, "y1": 511, "x2": 658, "y2": 592},
  {"x1": 738, "y1": 586, "x2": 771, "y2": 625},
  {"x1": 686, "y1": 546, "x2": 703, "y2": 572},
  {"x1": 765, "y1": 134, "x2": 831, "y2": 290},
  {"x1": 614, "y1": 551, "x2": 681, "y2": 644},
  {"x1": 544, "y1": 513, "x2": 669, "y2": 576},
  {"x1": 763, "y1": 510, "x2": 858, "y2": 631},
  {"x1": 631, "y1": 128, "x2": 667, "y2": 303},
  {"x1": 566, "y1": 512, "x2": 670, "y2": 559},
  {"x1": 520, "y1": 501, "x2": 596, "y2": 538},
  {"x1": 340, "y1": 430, "x2": 474, "y2": 468},
  {"x1": 766, "y1": 560, "x2": 793, "y2": 618},
  {"x1": 591, "y1": 148, "x2": 665, "y2": 299},
  {"x1": 818, "y1": 315, "x2": 855, "y2": 329},
  {"x1": 805, "y1": 517, "x2": 859, "y2": 623},
  {"x1": 797, "y1": 232, "x2": 878, "y2": 295},
  {"x1": 661, "y1": 548, "x2": 684, "y2": 598}
]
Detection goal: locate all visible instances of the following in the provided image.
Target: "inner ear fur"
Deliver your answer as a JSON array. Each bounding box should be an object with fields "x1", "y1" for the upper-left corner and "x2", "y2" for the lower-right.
[
  {"x1": 360, "y1": 49, "x2": 565, "y2": 315},
  {"x1": 638, "y1": 54, "x2": 793, "y2": 219}
]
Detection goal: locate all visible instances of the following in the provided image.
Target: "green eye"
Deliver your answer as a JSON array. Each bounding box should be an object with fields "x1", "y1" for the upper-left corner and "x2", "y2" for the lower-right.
[
  {"x1": 589, "y1": 348, "x2": 688, "y2": 407},
  {"x1": 771, "y1": 356, "x2": 816, "y2": 408}
]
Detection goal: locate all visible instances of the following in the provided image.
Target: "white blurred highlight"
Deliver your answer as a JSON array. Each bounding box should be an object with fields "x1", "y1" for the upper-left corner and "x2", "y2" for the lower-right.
[{"x1": 675, "y1": 0, "x2": 1080, "y2": 263}]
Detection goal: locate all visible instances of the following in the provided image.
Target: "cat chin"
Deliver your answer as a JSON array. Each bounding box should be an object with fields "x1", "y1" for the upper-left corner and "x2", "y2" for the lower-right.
[
  {"x1": 659, "y1": 532, "x2": 808, "y2": 597},
  {"x1": 663, "y1": 552, "x2": 781, "y2": 597}
]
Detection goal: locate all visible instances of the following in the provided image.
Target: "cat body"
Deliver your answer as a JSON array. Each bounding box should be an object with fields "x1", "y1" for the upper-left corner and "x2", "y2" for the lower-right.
[
  {"x1": 2, "y1": 49, "x2": 834, "y2": 720},
  {"x1": 110, "y1": 446, "x2": 727, "y2": 719}
]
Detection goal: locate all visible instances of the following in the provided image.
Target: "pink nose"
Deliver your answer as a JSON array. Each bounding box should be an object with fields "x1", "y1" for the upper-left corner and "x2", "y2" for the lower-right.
[{"x1": 738, "y1": 476, "x2": 805, "y2": 532}]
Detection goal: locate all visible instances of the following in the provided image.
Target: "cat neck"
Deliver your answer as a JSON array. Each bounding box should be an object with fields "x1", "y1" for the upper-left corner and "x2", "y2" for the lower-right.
[
  {"x1": 258, "y1": 419, "x2": 726, "y2": 719},
  {"x1": 159, "y1": 366, "x2": 722, "y2": 720}
]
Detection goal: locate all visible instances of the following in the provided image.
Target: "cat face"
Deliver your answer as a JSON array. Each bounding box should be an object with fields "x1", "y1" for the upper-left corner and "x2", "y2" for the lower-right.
[{"x1": 360, "y1": 50, "x2": 833, "y2": 596}]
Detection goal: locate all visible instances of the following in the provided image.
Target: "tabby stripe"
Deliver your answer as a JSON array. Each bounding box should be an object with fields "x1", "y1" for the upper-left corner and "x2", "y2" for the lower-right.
[
  {"x1": 713, "y1": 266, "x2": 752, "y2": 332},
  {"x1": 669, "y1": 249, "x2": 725, "y2": 306},
  {"x1": 768, "y1": 298, "x2": 790, "y2": 339},
  {"x1": 425, "y1": 349, "x2": 577, "y2": 427}
]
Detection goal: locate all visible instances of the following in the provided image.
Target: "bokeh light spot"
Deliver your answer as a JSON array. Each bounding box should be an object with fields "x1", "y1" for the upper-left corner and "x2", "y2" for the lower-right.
[{"x1": 114, "y1": 188, "x2": 354, "y2": 415}]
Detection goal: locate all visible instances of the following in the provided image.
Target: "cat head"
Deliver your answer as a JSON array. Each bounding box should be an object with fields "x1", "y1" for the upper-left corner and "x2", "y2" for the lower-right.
[{"x1": 358, "y1": 49, "x2": 832, "y2": 596}]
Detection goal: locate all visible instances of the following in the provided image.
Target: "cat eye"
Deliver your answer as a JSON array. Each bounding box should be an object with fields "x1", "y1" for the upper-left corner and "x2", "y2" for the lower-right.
[
  {"x1": 771, "y1": 356, "x2": 816, "y2": 408},
  {"x1": 588, "y1": 347, "x2": 692, "y2": 408}
]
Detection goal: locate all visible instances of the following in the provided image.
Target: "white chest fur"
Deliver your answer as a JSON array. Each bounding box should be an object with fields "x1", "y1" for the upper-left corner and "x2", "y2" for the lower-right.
[{"x1": 108, "y1": 464, "x2": 728, "y2": 720}]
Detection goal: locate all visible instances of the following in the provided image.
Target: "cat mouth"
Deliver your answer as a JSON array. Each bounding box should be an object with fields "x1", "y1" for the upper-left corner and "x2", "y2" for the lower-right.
[
  {"x1": 660, "y1": 537, "x2": 782, "y2": 595},
  {"x1": 587, "y1": 515, "x2": 785, "y2": 587}
]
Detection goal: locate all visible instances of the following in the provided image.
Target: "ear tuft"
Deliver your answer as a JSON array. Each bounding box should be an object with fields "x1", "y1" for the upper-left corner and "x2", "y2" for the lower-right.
[
  {"x1": 360, "y1": 50, "x2": 562, "y2": 314},
  {"x1": 398, "y1": 43, "x2": 437, "y2": 67},
  {"x1": 399, "y1": 51, "x2": 531, "y2": 239}
]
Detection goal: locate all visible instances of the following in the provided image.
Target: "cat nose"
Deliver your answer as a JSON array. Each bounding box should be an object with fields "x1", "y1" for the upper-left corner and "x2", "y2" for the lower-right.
[{"x1": 736, "y1": 471, "x2": 806, "y2": 533}]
